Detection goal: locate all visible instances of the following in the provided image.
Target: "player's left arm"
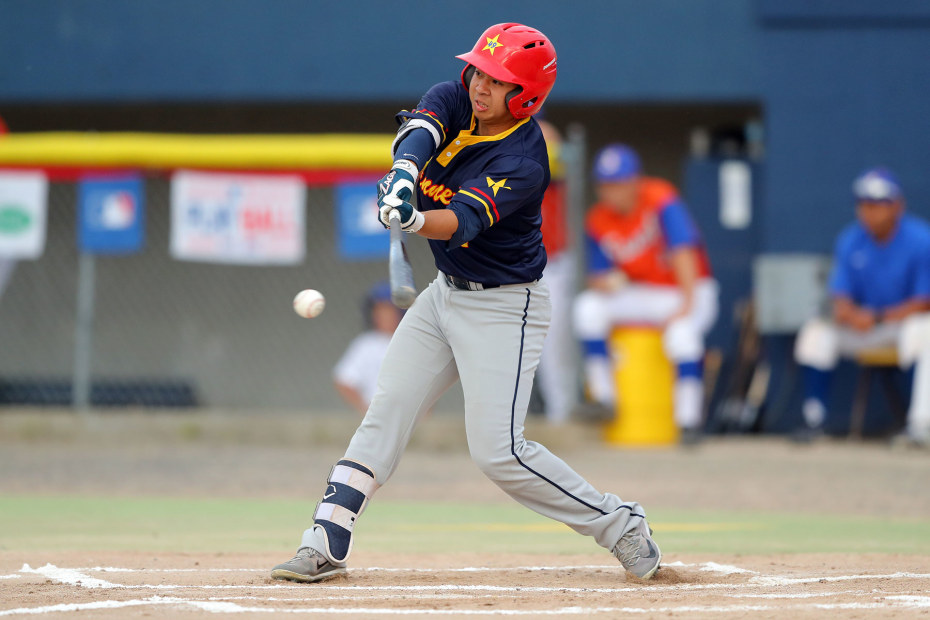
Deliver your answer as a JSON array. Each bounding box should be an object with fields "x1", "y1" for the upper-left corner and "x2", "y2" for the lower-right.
[
  {"x1": 668, "y1": 247, "x2": 699, "y2": 318},
  {"x1": 882, "y1": 297, "x2": 930, "y2": 322},
  {"x1": 659, "y1": 199, "x2": 703, "y2": 321},
  {"x1": 442, "y1": 156, "x2": 545, "y2": 248},
  {"x1": 878, "y1": 234, "x2": 930, "y2": 322}
]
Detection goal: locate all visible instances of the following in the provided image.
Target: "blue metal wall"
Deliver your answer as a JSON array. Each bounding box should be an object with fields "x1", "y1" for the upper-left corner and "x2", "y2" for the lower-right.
[
  {"x1": 0, "y1": 0, "x2": 758, "y2": 102},
  {"x1": 757, "y1": 0, "x2": 930, "y2": 251}
]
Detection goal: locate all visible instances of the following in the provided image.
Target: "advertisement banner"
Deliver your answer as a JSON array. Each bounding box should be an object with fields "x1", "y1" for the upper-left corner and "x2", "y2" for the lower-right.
[
  {"x1": 78, "y1": 175, "x2": 145, "y2": 254},
  {"x1": 170, "y1": 171, "x2": 305, "y2": 265},
  {"x1": 0, "y1": 170, "x2": 48, "y2": 260},
  {"x1": 336, "y1": 182, "x2": 389, "y2": 260}
]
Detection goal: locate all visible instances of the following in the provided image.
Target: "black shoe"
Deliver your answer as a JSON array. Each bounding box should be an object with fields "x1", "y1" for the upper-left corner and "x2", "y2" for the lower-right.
[
  {"x1": 890, "y1": 431, "x2": 930, "y2": 451},
  {"x1": 271, "y1": 547, "x2": 346, "y2": 583},
  {"x1": 571, "y1": 401, "x2": 614, "y2": 423},
  {"x1": 679, "y1": 427, "x2": 704, "y2": 446},
  {"x1": 791, "y1": 426, "x2": 825, "y2": 444}
]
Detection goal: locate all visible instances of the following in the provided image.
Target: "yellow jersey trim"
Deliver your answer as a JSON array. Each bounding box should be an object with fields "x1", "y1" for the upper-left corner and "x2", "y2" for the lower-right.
[
  {"x1": 435, "y1": 116, "x2": 531, "y2": 168},
  {"x1": 458, "y1": 189, "x2": 494, "y2": 226}
]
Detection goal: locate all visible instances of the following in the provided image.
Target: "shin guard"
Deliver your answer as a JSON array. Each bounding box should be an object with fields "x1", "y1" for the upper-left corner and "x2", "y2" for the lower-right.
[{"x1": 313, "y1": 459, "x2": 379, "y2": 563}]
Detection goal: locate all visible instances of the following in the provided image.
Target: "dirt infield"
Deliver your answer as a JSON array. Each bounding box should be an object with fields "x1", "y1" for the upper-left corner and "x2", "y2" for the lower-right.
[
  {"x1": 2, "y1": 410, "x2": 929, "y2": 617},
  {"x1": 3, "y1": 552, "x2": 930, "y2": 618}
]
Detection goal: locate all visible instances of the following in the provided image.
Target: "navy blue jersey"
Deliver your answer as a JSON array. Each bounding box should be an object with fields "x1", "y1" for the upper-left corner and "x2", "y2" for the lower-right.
[{"x1": 395, "y1": 80, "x2": 550, "y2": 285}]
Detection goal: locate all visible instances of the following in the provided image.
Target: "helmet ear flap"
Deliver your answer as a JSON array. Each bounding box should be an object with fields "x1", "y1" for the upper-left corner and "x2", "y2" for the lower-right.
[
  {"x1": 505, "y1": 86, "x2": 523, "y2": 107},
  {"x1": 507, "y1": 86, "x2": 539, "y2": 117},
  {"x1": 462, "y1": 65, "x2": 476, "y2": 89}
]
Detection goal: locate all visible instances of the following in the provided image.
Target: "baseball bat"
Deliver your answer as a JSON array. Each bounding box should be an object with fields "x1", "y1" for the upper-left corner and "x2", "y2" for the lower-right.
[{"x1": 388, "y1": 210, "x2": 417, "y2": 308}]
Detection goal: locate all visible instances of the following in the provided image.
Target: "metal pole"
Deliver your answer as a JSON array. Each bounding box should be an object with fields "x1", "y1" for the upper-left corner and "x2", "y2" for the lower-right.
[
  {"x1": 563, "y1": 122, "x2": 587, "y2": 299},
  {"x1": 72, "y1": 252, "x2": 95, "y2": 410},
  {"x1": 562, "y1": 123, "x2": 588, "y2": 408}
]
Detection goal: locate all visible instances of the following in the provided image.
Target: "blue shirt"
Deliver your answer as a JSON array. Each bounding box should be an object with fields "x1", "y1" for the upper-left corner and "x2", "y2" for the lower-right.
[
  {"x1": 830, "y1": 213, "x2": 930, "y2": 309},
  {"x1": 395, "y1": 80, "x2": 549, "y2": 285}
]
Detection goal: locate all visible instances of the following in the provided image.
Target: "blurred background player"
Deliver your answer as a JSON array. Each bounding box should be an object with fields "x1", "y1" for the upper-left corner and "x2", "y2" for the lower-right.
[
  {"x1": 573, "y1": 143, "x2": 719, "y2": 443},
  {"x1": 794, "y1": 167, "x2": 930, "y2": 445},
  {"x1": 332, "y1": 282, "x2": 403, "y2": 415},
  {"x1": 534, "y1": 115, "x2": 578, "y2": 425},
  {"x1": 272, "y1": 22, "x2": 661, "y2": 584}
]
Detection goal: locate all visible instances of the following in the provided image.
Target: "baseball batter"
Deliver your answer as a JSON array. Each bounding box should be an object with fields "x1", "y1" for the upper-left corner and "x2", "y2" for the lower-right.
[{"x1": 272, "y1": 22, "x2": 661, "y2": 583}]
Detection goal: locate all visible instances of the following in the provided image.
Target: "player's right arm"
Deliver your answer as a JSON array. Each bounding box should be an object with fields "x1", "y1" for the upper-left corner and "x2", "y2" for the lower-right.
[
  {"x1": 829, "y1": 228, "x2": 876, "y2": 331},
  {"x1": 833, "y1": 296, "x2": 877, "y2": 332},
  {"x1": 378, "y1": 82, "x2": 471, "y2": 236}
]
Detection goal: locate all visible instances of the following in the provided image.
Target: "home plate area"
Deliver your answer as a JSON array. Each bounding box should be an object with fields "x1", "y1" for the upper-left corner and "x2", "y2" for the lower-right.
[{"x1": 3, "y1": 557, "x2": 930, "y2": 617}]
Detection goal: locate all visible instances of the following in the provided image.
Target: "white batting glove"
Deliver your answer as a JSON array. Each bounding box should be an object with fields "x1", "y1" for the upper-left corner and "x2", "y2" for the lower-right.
[{"x1": 378, "y1": 199, "x2": 425, "y2": 232}]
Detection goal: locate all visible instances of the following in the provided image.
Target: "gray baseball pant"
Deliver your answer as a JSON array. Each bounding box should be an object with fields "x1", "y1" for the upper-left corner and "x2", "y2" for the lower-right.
[{"x1": 302, "y1": 272, "x2": 645, "y2": 558}]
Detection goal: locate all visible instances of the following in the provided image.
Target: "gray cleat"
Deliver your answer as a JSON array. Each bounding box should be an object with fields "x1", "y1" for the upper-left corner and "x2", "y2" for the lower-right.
[
  {"x1": 612, "y1": 519, "x2": 662, "y2": 580},
  {"x1": 271, "y1": 547, "x2": 346, "y2": 583}
]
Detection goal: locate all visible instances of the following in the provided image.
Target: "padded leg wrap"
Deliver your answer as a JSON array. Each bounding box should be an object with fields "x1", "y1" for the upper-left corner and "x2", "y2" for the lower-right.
[{"x1": 313, "y1": 459, "x2": 379, "y2": 563}]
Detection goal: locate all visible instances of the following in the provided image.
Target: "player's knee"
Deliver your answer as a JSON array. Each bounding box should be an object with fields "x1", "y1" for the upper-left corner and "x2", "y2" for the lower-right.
[
  {"x1": 899, "y1": 313, "x2": 930, "y2": 366},
  {"x1": 466, "y1": 438, "x2": 513, "y2": 480},
  {"x1": 663, "y1": 318, "x2": 704, "y2": 362},
  {"x1": 573, "y1": 290, "x2": 610, "y2": 340},
  {"x1": 794, "y1": 318, "x2": 839, "y2": 370}
]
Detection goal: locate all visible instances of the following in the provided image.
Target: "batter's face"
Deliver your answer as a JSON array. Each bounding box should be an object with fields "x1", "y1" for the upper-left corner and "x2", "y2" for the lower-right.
[
  {"x1": 469, "y1": 68, "x2": 519, "y2": 135},
  {"x1": 856, "y1": 199, "x2": 903, "y2": 242},
  {"x1": 596, "y1": 177, "x2": 640, "y2": 214}
]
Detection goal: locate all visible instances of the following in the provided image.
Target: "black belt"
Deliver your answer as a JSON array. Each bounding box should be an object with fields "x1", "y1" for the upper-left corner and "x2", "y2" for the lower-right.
[
  {"x1": 442, "y1": 272, "x2": 539, "y2": 291},
  {"x1": 443, "y1": 273, "x2": 499, "y2": 291}
]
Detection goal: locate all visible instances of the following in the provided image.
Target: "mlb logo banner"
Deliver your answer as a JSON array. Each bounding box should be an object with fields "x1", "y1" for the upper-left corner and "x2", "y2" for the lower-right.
[
  {"x1": 337, "y1": 182, "x2": 389, "y2": 260},
  {"x1": 170, "y1": 171, "x2": 305, "y2": 265},
  {"x1": 0, "y1": 170, "x2": 48, "y2": 260},
  {"x1": 78, "y1": 176, "x2": 145, "y2": 254}
]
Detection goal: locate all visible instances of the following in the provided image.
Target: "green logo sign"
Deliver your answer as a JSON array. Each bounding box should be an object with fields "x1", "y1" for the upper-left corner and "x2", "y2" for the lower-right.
[{"x1": 0, "y1": 205, "x2": 31, "y2": 233}]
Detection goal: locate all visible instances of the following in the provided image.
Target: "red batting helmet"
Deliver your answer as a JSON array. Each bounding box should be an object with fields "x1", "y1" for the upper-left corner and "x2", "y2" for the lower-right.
[{"x1": 456, "y1": 23, "x2": 557, "y2": 119}]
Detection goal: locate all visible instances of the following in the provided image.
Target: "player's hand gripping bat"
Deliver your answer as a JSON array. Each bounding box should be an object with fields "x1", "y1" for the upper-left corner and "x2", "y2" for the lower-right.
[{"x1": 388, "y1": 210, "x2": 417, "y2": 308}]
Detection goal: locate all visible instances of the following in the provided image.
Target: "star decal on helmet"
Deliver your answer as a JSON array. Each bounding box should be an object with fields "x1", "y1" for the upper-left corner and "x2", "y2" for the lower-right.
[
  {"x1": 482, "y1": 34, "x2": 502, "y2": 55},
  {"x1": 486, "y1": 176, "x2": 511, "y2": 196}
]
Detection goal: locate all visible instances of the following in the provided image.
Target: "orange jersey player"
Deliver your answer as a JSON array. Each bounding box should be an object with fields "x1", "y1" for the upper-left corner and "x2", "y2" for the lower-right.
[{"x1": 573, "y1": 144, "x2": 719, "y2": 443}]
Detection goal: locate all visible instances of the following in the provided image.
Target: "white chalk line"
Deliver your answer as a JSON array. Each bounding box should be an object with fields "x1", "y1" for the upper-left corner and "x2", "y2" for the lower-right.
[
  {"x1": 5, "y1": 596, "x2": 930, "y2": 616},
  {"x1": 77, "y1": 563, "x2": 654, "y2": 574},
  {"x1": 18, "y1": 564, "x2": 930, "y2": 595},
  {"x1": 8, "y1": 563, "x2": 930, "y2": 616}
]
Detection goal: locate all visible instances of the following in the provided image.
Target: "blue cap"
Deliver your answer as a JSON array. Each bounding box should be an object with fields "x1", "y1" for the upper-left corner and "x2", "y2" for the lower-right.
[
  {"x1": 853, "y1": 167, "x2": 902, "y2": 202},
  {"x1": 367, "y1": 281, "x2": 393, "y2": 303},
  {"x1": 593, "y1": 144, "x2": 641, "y2": 182}
]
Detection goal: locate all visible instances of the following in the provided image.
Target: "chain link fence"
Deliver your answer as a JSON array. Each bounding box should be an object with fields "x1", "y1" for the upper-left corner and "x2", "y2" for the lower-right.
[
  {"x1": 0, "y1": 177, "x2": 457, "y2": 411},
  {"x1": 0, "y1": 131, "x2": 587, "y2": 413}
]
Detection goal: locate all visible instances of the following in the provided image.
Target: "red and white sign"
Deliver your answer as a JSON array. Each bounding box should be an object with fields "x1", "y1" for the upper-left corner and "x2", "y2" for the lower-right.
[{"x1": 170, "y1": 171, "x2": 305, "y2": 264}]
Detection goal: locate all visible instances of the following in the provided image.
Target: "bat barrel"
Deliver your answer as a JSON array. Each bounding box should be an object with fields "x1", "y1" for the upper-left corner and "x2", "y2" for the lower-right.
[{"x1": 388, "y1": 211, "x2": 417, "y2": 308}]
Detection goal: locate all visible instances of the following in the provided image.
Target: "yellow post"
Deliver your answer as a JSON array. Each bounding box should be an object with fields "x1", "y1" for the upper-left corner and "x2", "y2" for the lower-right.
[{"x1": 604, "y1": 326, "x2": 678, "y2": 446}]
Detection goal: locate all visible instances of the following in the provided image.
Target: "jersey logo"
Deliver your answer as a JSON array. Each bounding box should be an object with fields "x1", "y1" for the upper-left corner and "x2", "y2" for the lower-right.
[
  {"x1": 482, "y1": 34, "x2": 502, "y2": 55},
  {"x1": 486, "y1": 177, "x2": 511, "y2": 196}
]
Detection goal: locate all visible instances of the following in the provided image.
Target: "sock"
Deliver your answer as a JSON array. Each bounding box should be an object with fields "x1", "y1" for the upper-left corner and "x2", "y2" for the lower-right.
[
  {"x1": 801, "y1": 366, "x2": 830, "y2": 428},
  {"x1": 582, "y1": 339, "x2": 615, "y2": 406}
]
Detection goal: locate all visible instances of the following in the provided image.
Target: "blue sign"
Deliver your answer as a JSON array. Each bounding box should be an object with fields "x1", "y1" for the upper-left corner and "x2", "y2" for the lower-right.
[
  {"x1": 78, "y1": 176, "x2": 145, "y2": 254},
  {"x1": 336, "y1": 182, "x2": 388, "y2": 261}
]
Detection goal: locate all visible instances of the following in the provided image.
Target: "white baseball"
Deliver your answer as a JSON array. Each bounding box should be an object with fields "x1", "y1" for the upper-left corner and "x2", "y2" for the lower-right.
[{"x1": 293, "y1": 289, "x2": 326, "y2": 318}]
